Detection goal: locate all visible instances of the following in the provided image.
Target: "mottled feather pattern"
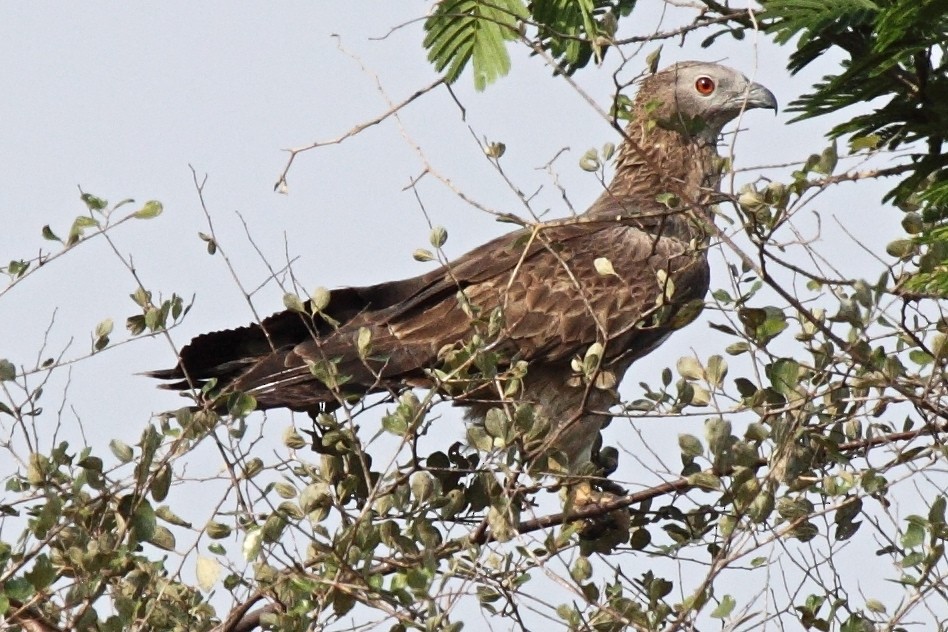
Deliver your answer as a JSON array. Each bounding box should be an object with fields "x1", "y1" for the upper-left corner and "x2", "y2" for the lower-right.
[{"x1": 151, "y1": 62, "x2": 776, "y2": 471}]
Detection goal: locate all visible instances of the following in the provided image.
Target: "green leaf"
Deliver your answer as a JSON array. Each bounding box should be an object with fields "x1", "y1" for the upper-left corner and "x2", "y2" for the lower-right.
[
  {"x1": 484, "y1": 407, "x2": 508, "y2": 439},
  {"x1": 261, "y1": 513, "x2": 286, "y2": 542},
  {"x1": 467, "y1": 425, "x2": 493, "y2": 451},
  {"x1": 148, "y1": 525, "x2": 176, "y2": 551},
  {"x1": 156, "y1": 504, "x2": 191, "y2": 528},
  {"x1": 227, "y1": 391, "x2": 257, "y2": 418},
  {"x1": 382, "y1": 410, "x2": 408, "y2": 436},
  {"x1": 929, "y1": 495, "x2": 946, "y2": 525},
  {"x1": 678, "y1": 433, "x2": 703, "y2": 458},
  {"x1": 274, "y1": 482, "x2": 297, "y2": 499},
  {"x1": 424, "y1": 0, "x2": 527, "y2": 90},
  {"x1": 196, "y1": 556, "x2": 221, "y2": 591},
  {"x1": 80, "y1": 192, "x2": 108, "y2": 211},
  {"x1": 865, "y1": 599, "x2": 886, "y2": 614},
  {"x1": 310, "y1": 286, "x2": 331, "y2": 312},
  {"x1": 710, "y1": 594, "x2": 736, "y2": 619},
  {"x1": 530, "y1": 0, "x2": 613, "y2": 75},
  {"x1": 78, "y1": 455, "x2": 103, "y2": 472},
  {"x1": 487, "y1": 505, "x2": 516, "y2": 542},
  {"x1": 6, "y1": 259, "x2": 30, "y2": 278},
  {"x1": 110, "y1": 439, "x2": 134, "y2": 463},
  {"x1": 300, "y1": 483, "x2": 331, "y2": 514},
  {"x1": 282, "y1": 427, "x2": 307, "y2": 449},
  {"x1": 242, "y1": 528, "x2": 262, "y2": 560},
  {"x1": 690, "y1": 385, "x2": 710, "y2": 406},
  {"x1": 41, "y1": 225, "x2": 61, "y2": 242},
  {"x1": 484, "y1": 141, "x2": 506, "y2": 158},
  {"x1": 132, "y1": 501, "x2": 157, "y2": 542},
  {"x1": 705, "y1": 417, "x2": 732, "y2": 455},
  {"x1": 130, "y1": 286, "x2": 151, "y2": 308},
  {"x1": 814, "y1": 141, "x2": 838, "y2": 175},
  {"x1": 133, "y1": 200, "x2": 164, "y2": 219},
  {"x1": 579, "y1": 148, "x2": 600, "y2": 171},
  {"x1": 357, "y1": 326, "x2": 372, "y2": 358},
  {"x1": 593, "y1": 256, "x2": 617, "y2": 277},
  {"x1": 886, "y1": 239, "x2": 916, "y2": 259},
  {"x1": 725, "y1": 341, "x2": 750, "y2": 355},
  {"x1": 206, "y1": 521, "x2": 232, "y2": 539},
  {"x1": 67, "y1": 215, "x2": 100, "y2": 245},
  {"x1": 242, "y1": 457, "x2": 263, "y2": 481},
  {"x1": 902, "y1": 212, "x2": 924, "y2": 234},
  {"x1": 767, "y1": 358, "x2": 800, "y2": 397},
  {"x1": 901, "y1": 520, "x2": 925, "y2": 549},
  {"x1": 645, "y1": 46, "x2": 662, "y2": 73},
  {"x1": 410, "y1": 472, "x2": 435, "y2": 504},
  {"x1": 687, "y1": 471, "x2": 721, "y2": 491},
  {"x1": 0, "y1": 359, "x2": 15, "y2": 381},
  {"x1": 748, "y1": 490, "x2": 775, "y2": 522},
  {"x1": 570, "y1": 556, "x2": 592, "y2": 582},
  {"x1": 742, "y1": 306, "x2": 789, "y2": 345},
  {"x1": 94, "y1": 318, "x2": 114, "y2": 338},
  {"x1": 3, "y1": 577, "x2": 33, "y2": 601},
  {"x1": 24, "y1": 554, "x2": 56, "y2": 591},
  {"x1": 656, "y1": 192, "x2": 680, "y2": 208},
  {"x1": 429, "y1": 225, "x2": 448, "y2": 248},
  {"x1": 777, "y1": 496, "x2": 814, "y2": 521},
  {"x1": 150, "y1": 464, "x2": 172, "y2": 502},
  {"x1": 706, "y1": 355, "x2": 727, "y2": 387},
  {"x1": 677, "y1": 356, "x2": 703, "y2": 380},
  {"x1": 849, "y1": 134, "x2": 881, "y2": 152},
  {"x1": 413, "y1": 248, "x2": 436, "y2": 262},
  {"x1": 764, "y1": 0, "x2": 878, "y2": 46},
  {"x1": 283, "y1": 293, "x2": 305, "y2": 312}
]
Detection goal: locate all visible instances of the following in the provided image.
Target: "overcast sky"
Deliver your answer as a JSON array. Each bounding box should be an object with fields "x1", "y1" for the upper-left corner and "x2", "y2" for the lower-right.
[{"x1": 0, "y1": 2, "x2": 904, "y2": 624}]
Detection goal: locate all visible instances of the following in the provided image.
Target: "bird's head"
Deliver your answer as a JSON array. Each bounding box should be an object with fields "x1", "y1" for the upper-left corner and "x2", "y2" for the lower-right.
[{"x1": 637, "y1": 61, "x2": 778, "y2": 142}]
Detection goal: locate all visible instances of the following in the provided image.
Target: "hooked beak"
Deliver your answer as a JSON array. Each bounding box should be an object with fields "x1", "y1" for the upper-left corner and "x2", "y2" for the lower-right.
[{"x1": 743, "y1": 82, "x2": 778, "y2": 113}]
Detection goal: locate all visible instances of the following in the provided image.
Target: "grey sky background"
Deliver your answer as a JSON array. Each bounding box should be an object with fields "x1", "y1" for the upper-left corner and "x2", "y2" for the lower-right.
[{"x1": 0, "y1": 2, "x2": 909, "y2": 625}]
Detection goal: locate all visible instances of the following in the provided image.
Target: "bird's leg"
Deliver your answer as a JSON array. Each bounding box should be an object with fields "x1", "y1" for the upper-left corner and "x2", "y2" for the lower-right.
[
  {"x1": 560, "y1": 434, "x2": 632, "y2": 551},
  {"x1": 563, "y1": 479, "x2": 631, "y2": 553}
]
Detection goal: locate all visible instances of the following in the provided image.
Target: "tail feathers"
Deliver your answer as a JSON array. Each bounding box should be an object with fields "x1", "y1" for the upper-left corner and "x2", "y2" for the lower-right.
[
  {"x1": 228, "y1": 334, "x2": 438, "y2": 411},
  {"x1": 150, "y1": 272, "x2": 442, "y2": 387},
  {"x1": 149, "y1": 310, "x2": 317, "y2": 385},
  {"x1": 149, "y1": 320, "x2": 439, "y2": 413}
]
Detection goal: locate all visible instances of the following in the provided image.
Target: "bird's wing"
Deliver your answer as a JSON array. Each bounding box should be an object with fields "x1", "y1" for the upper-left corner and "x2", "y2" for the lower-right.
[
  {"x1": 383, "y1": 217, "x2": 710, "y2": 366},
  {"x1": 215, "y1": 217, "x2": 708, "y2": 411}
]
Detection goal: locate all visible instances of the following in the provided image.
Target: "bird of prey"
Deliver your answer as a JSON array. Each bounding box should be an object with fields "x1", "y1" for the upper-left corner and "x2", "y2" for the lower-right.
[{"x1": 151, "y1": 61, "x2": 776, "y2": 478}]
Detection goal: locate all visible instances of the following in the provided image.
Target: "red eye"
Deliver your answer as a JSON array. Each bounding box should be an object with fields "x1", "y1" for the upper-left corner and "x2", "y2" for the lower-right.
[{"x1": 695, "y1": 76, "x2": 715, "y2": 95}]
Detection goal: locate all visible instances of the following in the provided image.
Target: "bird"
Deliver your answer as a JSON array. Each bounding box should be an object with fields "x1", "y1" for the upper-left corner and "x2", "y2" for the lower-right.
[{"x1": 150, "y1": 61, "x2": 776, "y2": 484}]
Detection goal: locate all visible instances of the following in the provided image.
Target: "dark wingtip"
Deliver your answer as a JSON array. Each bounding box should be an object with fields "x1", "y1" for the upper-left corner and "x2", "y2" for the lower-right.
[{"x1": 143, "y1": 367, "x2": 184, "y2": 381}]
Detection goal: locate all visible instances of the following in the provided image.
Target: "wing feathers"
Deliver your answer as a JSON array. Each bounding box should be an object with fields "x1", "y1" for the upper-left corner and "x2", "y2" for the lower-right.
[{"x1": 152, "y1": 217, "x2": 709, "y2": 412}]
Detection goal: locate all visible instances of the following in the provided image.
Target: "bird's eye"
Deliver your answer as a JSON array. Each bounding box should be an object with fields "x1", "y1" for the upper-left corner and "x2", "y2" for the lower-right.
[{"x1": 695, "y1": 76, "x2": 715, "y2": 96}]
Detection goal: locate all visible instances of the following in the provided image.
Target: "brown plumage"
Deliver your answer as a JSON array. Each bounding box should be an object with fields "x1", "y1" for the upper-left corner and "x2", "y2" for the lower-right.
[{"x1": 151, "y1": 62, "x2": 776, "y2": 470}]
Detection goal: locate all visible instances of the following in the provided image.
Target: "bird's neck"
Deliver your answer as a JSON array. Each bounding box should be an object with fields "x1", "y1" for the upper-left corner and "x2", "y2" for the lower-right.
[{"x1": 585, "y1": 120, "x2": 724, "y2": 239}]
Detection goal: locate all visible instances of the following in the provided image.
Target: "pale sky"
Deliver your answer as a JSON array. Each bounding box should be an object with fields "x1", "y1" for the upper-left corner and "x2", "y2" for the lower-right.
[{"x1": 0, "y1": 3, "x2": 906, "y2": 627}]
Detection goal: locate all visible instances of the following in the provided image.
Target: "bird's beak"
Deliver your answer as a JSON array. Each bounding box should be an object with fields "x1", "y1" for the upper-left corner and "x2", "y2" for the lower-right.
[{"x1": 743, "y1": 82, "x2": 778, "y2": 113}]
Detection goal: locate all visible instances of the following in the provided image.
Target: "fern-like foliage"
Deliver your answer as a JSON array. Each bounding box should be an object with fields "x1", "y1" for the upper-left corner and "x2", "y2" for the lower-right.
[
  {"x1": 762, "y1": 0, "x2": 947, "y2": 198},
  {"x1": 765, "y1": 0, "x2": 878, "y2": 50},
  {"x1": 762, "y1": 0, "x2": 948, "y2": 293},
  {"x1": 424, "y1": 0, "x2": 528, "y2": 91},
  {"x1": 530, "y1": 0, "x2": 637, "y2": 75},
  {"x1": 423, "y1": 0, "x2": 636, "y2": 91}
]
